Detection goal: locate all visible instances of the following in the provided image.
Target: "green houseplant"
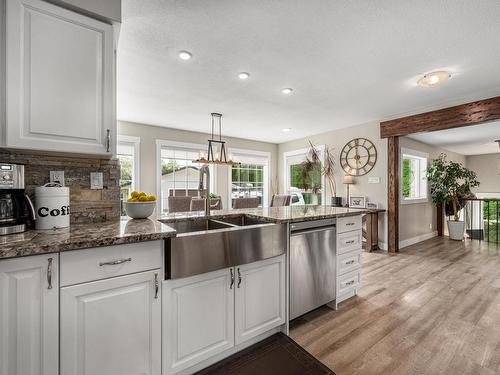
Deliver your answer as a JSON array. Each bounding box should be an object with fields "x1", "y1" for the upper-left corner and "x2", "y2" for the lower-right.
[{"x1": 426, "y1": 154, "x2": 479, "y2": 240}]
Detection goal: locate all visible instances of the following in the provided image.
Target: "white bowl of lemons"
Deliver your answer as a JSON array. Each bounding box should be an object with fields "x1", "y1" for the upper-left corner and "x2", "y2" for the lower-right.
[{"x1": 124, "y1": 191, "x2": 157, "y2": 219}]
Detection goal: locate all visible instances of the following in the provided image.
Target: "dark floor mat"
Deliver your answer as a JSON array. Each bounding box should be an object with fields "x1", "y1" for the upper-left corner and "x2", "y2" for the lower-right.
[{"x1": 195, "y1": 333, "x2": 335, "y2": 375}]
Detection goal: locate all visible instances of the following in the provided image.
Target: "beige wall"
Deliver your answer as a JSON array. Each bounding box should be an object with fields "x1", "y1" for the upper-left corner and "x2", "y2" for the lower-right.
[
  {"x1": 466, "y1": 153, "x2": 500, "y2": 194},
  {"x1": 118, "y1": 121, "x2": 278, "y2": 209},
  {"x1": 399, "y1": 137, "x2": 466, "y2": 244},
  {"x1": 278, "y1": 121, "x2": 388, "y2": 247}
]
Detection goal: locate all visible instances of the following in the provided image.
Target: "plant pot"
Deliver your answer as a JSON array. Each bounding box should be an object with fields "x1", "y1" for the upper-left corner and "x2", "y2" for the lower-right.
[
  {"x1": 331, "y1": 197, "x2": 342, "y2": 207},
  {"x1": 447, "y1": 220, "x2": 465, "y2": 241}
]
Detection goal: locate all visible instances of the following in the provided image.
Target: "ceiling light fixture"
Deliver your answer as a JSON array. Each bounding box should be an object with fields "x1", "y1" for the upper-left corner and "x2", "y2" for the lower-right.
[
  {"x1": 281, "y1": 88, "x2": 293, "y2": 95},
  {"x1": 194, "y1": 113, "x2": 240, "y2": 165},
  {"x1": 178, "y1": 50, "x2": 192, "y2": 60},
  {"x1": 282, "y1": 128, "x2": 292, "y2": 132},
  {"x1": 417, "y1": 71, "x2": 451, "y2": 87},
  {"x1": 238, "y1": 72, "x2": 250, "y2": 80}
]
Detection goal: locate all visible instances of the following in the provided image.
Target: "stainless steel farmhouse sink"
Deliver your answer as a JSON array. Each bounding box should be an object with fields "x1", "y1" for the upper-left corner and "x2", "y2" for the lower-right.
[{"x1": 162, "y1": 216, "x2": 286, "y2": 279}]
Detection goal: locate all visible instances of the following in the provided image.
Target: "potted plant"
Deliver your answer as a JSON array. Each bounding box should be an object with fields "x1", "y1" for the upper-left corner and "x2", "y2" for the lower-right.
[
  {"x1": 323, "y1": 147, "x2": 341, "y2": 206},
  {"x1": 426, "y1": 154, "x2": 479, "y2": 240}
]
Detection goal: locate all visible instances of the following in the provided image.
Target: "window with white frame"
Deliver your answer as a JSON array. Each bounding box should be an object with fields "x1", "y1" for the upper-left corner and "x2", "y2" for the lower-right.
[
  {"x1": 156, "y1": 140, "x2": 215, "y2": 213},
  {"x1": 117, "y1": 135, "x2": 140, "y2": 215},
  {"x1": 228, "y1": 149, "x2": 270, "y2": 208},
  {"x1": 401, "y1": 148, "x2": 428, "y2": 203},
  {"x1": 283, "y1": 146, "x2": 325, "y2": 206}
]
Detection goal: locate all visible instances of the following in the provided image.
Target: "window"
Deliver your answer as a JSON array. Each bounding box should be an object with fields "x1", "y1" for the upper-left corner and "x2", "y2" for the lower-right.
[
  {"x1": 228, "y1": 149, "x2": 270, "y2": 208},
  {"x1": 401, "y1": 148, "x2": 428, "y2": 203},
  {"x1": 284, "y1": 146, "x2": 325, "y2": 205},
  {"x1": 156, "y1": 140, "x2": 215, "y2": 213},
  {"x1": 117, "y1": 135, "x2": 140, "y2": 215}
]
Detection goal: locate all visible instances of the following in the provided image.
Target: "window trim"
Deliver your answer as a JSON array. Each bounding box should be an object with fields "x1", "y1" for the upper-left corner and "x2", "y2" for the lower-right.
[
  {"x1": 227, "y1": 147, "x2": 271, "y2": 208},
  {"x1": 400, "y1": 147, "x2": 428, "y2": 205},
  {"x1": 156, "y1": 139, "x2": 217, "y2": 214},
  {"x1": 283, "y1": 145, "x2": 326, "y2": 205},
  {"x1": 117, "y1": 135, "x2": 141, "y2": 192}
]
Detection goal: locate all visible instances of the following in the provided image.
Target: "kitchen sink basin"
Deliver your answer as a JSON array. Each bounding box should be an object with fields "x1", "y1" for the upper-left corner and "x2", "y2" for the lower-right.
[
  {"x1": 215, "y1": 215, "x2": 271, "y2": 227},
  {"x1": 162, "y1": 216, "x2": 285, "y2": 279},
  {"x1": 165, "y1": 218, "x2": 234, "y2": 234}
]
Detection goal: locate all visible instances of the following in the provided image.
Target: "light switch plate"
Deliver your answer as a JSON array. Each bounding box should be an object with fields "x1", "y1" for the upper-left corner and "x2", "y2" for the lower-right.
[
  {"x1": 90, "y1": 172, "x2": 103, "y2": 190},
  {"x1": 368, "y1": 176, "x2": 380, "y2": 184},
  {"x1": 50, "y1": 171, "x2": 65, "y2": 186}
]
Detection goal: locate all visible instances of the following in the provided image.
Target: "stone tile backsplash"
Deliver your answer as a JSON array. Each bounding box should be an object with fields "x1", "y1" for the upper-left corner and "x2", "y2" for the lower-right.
[{"x1": 0, "y1": 150, "x2": 121, "y2": 224}]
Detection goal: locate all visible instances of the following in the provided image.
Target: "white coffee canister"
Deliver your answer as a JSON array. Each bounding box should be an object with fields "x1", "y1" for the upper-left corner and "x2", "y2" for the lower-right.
[{"x1": 35, "y1": 183, "x2": 70, "y2": 230}]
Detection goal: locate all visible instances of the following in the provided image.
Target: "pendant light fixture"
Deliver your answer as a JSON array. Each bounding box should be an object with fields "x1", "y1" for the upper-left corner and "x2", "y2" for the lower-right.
[{"x1": 194, "y1": 113, "x2": 239, "y2": 165}]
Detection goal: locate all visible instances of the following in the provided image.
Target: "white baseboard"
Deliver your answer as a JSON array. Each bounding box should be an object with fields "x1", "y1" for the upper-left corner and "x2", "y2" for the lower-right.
[{"x1": 399, "y1": 231, "x2": 438, "y2": 249}]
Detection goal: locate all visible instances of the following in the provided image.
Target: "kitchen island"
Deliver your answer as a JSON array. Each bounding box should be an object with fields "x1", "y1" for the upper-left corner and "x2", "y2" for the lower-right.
[{"x1": 0, "y1": 206, "x2": 366, "y2": 375}]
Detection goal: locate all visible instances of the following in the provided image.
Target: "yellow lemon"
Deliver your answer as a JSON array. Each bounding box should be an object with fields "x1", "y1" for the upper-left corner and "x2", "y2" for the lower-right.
[
  {"x1": 138, "y1": 195, "x2": 148, "y2": 201},
  {"x1": 147, "y1": 195, "x2": 156, "y2": 201},
  {"x1": 131, "y1": 191, "x2": 139, "y2": 198}
]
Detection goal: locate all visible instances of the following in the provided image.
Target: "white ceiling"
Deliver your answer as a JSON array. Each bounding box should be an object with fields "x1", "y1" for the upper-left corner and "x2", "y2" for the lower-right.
[
  {"x1": 407, "y1": 121, "x2": 500, "y2": 155},
  {"x1": 117, "y1": 0, "x2": 500, "y2": 144}
]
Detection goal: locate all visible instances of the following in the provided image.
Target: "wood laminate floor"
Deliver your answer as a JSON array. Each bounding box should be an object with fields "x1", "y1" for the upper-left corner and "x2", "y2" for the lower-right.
[{"x1": 290, "y1": 237, "x2": 500, "y2": 375}]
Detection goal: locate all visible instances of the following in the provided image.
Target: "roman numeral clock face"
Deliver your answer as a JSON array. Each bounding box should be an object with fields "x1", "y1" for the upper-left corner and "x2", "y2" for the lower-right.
[{"x1": 340, "y1": 138, "x2": 377, "y2": 176}]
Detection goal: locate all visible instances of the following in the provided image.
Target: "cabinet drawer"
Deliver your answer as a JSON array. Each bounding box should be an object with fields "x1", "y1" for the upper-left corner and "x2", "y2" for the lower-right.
[
  {"x1": 337, "y1": 230, "x2": 362, "y2": 254},
  {"x1": 337, "y1": 249, "x2": 362, "y2": 275},
  {"x1": 337, "y1": 215, "x2": 362, "y2": 233},
  {"x1": 60, "y1": 241, "x2": 162, "y2": 286},
  {"x1": 337, "y1": 269, "x2": 361, "y2": 296}
]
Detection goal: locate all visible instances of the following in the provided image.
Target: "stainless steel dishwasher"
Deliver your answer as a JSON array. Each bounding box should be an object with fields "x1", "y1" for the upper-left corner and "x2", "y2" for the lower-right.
[{"x1": 290, "y1": 219, "x2": 336, "y2": 320}]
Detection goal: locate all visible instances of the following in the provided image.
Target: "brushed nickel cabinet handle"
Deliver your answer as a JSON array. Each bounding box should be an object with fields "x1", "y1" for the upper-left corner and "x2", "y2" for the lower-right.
[
  {"x1": 47, "y1": 257, "x2": 53, "y2": 290},
  {"x1": 154, "y1": 273, "x2": 159, "y2": 299},
  {"x1": 346, "y1": 240, "x2": 355, "y2": 244},
  {"x1": 237, "y1": 268, "x2": 242, "y2": 288},
  {"x1": 345, "y1": 280, "x2": 355, "y2": 286},
  {"x1": 99, "y1": 257, "x2": 132, "y2": 266},
  {"x1": 106, "y1": 129, "x2": 111, "y2": 152},
  {"x1": 230, "y1": 269, "x2": 234, "y2": 289},
  {"x1": 346, "y1": 222, "x2": 355, "y2": 226},
  {"x1": 346, "y1": 260, "x2": 355, "y2": 265}
]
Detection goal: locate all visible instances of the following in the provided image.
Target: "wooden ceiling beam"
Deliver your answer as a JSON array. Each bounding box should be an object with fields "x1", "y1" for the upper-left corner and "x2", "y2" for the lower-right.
[{"x1": 380, "y1": 96, "x2": 500, "y2": 138}]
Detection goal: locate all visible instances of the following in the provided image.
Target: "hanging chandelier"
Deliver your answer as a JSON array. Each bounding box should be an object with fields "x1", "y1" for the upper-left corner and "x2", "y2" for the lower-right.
[{"x1": 194, "y1": 113, "x2": 240, "y2": 165}]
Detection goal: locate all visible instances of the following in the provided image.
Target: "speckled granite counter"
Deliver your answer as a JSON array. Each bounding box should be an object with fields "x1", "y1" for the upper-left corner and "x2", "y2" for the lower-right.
[
  {"x1": 0, "y1": 219, "x2": 176, "y2": 260},
  {"x1": 159, "y1": 205, "x2": 368, "y2": 224},
  {"x1": 0, "y1": 206, "x2": 369, "y2": 260}
]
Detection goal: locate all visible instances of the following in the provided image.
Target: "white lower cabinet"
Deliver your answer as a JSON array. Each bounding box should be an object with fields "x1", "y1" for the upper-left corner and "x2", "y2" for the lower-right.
[
  {"x1": 0, "y1": 254, "x2": 59, "y2": 375},
  {"x1": 163, "y1": 268, "x2": 235, "y2": 375},
  {"x1": 163, "y1": 254, "x2": 286, "y2": 375},
  {"x1": 60, "y1": 270, "x2": 161, "y2": 375},
  {"x1": 235, "y1": 256, "x2": 285, "y2": 345}
]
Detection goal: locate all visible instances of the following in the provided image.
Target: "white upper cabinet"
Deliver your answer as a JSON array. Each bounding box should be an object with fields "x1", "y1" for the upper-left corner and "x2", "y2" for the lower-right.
[
  {"x1": 0, "y1": 254, "x2": 59, "y2": 375},
  {"x1": 5, "y1": 0, "x2": 116, "y2": 155},
  {"x1": 235, "y1": 255, "x2": 285, "y2": 345}
]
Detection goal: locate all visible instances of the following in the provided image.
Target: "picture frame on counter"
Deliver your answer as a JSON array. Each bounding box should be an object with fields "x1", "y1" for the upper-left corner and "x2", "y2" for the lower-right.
[{"x1": 349, "y1": 196, "x2": 366, "y2": 208}]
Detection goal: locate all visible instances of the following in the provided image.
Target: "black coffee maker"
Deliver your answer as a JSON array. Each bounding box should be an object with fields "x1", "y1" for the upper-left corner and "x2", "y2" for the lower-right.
[{"x1": 0, "y1": 163, "x2": 35, "y2": 235}]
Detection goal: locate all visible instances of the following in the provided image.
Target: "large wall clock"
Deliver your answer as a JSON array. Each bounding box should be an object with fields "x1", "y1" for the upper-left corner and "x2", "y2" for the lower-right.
[{"x1": 340, "y1": 138, "x2": 377, "y2": 176}]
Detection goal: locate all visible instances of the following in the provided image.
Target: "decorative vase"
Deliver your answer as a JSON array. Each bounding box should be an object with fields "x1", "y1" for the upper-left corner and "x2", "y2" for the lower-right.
[
  {"x1": 331, "y1": 197, "x2": 342, "y2": 207},
  {"x1": 447, "y1": 220, "x2": 465, "y2": 240}
]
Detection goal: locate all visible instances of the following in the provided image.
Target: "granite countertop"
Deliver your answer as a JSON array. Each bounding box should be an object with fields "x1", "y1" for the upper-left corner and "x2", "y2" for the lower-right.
[
  {"x1": 0, "y1": 205, "x2": 370, "y2": 260},
  {"x1": 0, "y1": 218, "x2": 176, "y2": 260},
  {"x1": 159, "y1": 205, "x2": 370, "y2": 224}
]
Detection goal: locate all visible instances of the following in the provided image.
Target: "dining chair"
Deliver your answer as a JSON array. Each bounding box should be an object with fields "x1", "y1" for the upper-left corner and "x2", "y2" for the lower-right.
[
  {"x1": 270, "y1": 194, "x2": 291, "y2": 207},
  {"x1": 232, "y1": 197, "x2": 260, "y2": 209}
]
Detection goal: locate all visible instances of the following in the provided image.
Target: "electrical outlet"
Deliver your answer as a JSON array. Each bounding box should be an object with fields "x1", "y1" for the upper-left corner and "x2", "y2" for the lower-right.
[
  {"x1": 90, "y1": 172, "x2": 103, "y2": 190},
  {"x1": 50, "y1": 171, "x2": 65, "y2": 186}
]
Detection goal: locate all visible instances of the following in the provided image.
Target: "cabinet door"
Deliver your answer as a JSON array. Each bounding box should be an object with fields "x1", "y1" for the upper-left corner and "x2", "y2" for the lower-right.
[
  {"x1": 163, "y1": 268, "x2": 234, "y2": 375},
  {"x1": 0, "y1": 254, "x2": 59, "y2": 375},
  {"x1": 235, "y1": 255, "x2": 285, "y2": 345},
  {"x1": 6, "y1": 0, "x2": 115, "y2": 155},
  {"x1": 60, "y1": 270, "x2": 161, "y2": 375}
]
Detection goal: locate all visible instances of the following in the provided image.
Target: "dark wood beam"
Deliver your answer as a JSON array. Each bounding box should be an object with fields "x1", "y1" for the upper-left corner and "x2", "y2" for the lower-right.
[
  {"x1": 436, "y1": 204, "x2": 443, "y2": 236},
  {"x1": 387, "y1": 136, "x2": 399, "y2": 253},
  {"x1": 380, "y1": 96, "x2": 500, "y2": 138}
]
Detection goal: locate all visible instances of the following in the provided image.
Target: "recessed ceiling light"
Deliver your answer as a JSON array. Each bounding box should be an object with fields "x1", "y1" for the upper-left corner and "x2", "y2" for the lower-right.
[
  {"x1": 178, "y1": 50, "x2": 192, "y2": 60},
  {"x1": 281, "y1": 88, "x2": 293, "y2": 95},
  {"x1": 238, "y1": 72, "x2": 250, "y2": 80},
  {"x1": 417, "y1": 71, "x2": 451, "y2": 87},
  {"x1": 282, "y1": 128, "x2": 292, "y2": 132}
]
